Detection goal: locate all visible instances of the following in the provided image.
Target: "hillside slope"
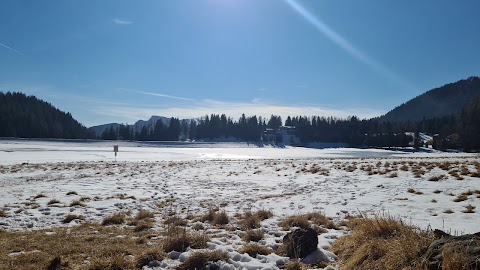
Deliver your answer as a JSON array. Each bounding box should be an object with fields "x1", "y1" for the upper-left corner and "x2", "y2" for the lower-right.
[
  {"x1": 0, "y1": 92, "x2": 93, "y2": 139},
  {"x1": 379, "y1": 76, "x2": 480, "y2": 122}
]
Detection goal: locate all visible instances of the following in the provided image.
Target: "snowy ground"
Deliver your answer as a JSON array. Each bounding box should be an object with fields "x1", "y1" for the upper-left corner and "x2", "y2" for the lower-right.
[{"x1": 1, "y1": 139, "x2": 479, "y2": 269}]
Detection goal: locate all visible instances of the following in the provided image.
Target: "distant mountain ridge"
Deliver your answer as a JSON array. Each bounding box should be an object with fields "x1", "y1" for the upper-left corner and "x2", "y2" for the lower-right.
[
  {"x1": 89, "y1": 116, "x2": 177, "y2": 137},
  {"x1": 379, "y1": 76, "x2": 480, "y2": 122}
]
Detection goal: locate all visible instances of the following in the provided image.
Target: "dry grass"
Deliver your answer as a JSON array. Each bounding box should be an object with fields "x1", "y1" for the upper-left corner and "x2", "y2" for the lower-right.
[
  {"x1": 443, "y1": 209, "x2": 454, "y2": 214},
  {"x1": 66, "y1": 191, "x2": 78, "y2": 196},
  {"x1": 69, "y1": 200, "x2": 86, "y2": 207},
  {"x1": 136, "y1": 249, "x2": 165, "y2": 268},
  {"x1": 239, "y1": 211, "x2": 261, "y2": 230},
  {"x1": 176, "y1": 250, "x2": 229, "y2": 270},
  {"x1": 279, "y1": 212, "x2": 336, "y2": 231},
  {"x1": 330, "y1": 215, "x2": 434, "y2": 270},
  {"x1": 462, "y1": 204, "x2": 476, "y2": 213},
  {"x1": 244, "y1": 229, "x2": 264, "y2": 242},
  {"x1": 279, "y1": 214, "x2": 310, "y2": 231},
  {"x1": 101, "y1": 213, "x2": 126, "y2": 226},
  {"x1": 284, "y1": 261, "x2": 308, "y2": 270},
  {"x1": 254, "y1": 209, "x2": 274, "y2": 220},
  {"x1": 164, "y1": 216, "x2": 188, "y2": 227},
  {"x1": 162, "y1": 227, "x2": 209, "y2": 253},
  {"x1": 0, "y1": 209, "x2": 6, "y2": 217},
  {"x1": 34, "y1": 193, "x2": 47, "y2": 199},
  {"x1": 212, "y1": 210, "x2": 230, "y2": 226},
  {"x1": 62, "y1": 214, "x2": 85, "y2": 224},
  {"x1": 239, "y1": 243, "x2": 272, "y2": 257},
  {"x1": 135, "y1": 210, "x2": 154, "y2": 220},
  {"x1": 0, "y1": 223, "x2": 162, "y2": 270},
  {"x1": 441, "y1": 242, "x2": 479, "y2": 270},
  {"x1": 133, "y1": 221, "x2": 154, "y2": 232},
  {"x1": 47, "y1": 199, "x2": 61, "y2": 205},
  {"x1": 428, "y1": 175, "x2": 446, "y2": 182},
  {"x1": 453, "y1": 195, "x2": 468, "y2": 202}
]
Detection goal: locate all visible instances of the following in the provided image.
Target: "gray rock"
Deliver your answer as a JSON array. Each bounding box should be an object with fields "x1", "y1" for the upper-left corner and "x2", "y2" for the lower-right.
[
  {"x1": 282, "y1": 228, "x2": 318, "y2": 259},
  {"x1": 423, "y1": 230, "x2": 480, "y2": 270}
]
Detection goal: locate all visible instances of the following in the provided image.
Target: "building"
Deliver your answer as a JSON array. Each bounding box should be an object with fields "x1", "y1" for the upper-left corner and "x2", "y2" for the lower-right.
[{"x1": 263, "y1": 126, "x2": 301, "y2": 145}]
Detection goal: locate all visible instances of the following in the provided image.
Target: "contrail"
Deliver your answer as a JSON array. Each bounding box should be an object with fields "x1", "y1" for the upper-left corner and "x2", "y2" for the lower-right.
[
  {"x1": 283, "y1": 0, "x2": 413, "y2": 90},
  {"x1": 0, "y1": 42, "x2": 24, "y2": 56},
  {"x1": 118, "y1": 88, "x2": 195, "y2": 101}
]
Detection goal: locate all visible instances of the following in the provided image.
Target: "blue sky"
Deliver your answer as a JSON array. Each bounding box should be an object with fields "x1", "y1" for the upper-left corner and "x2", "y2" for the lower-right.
[{"x1": 1, "y1": 0, "x2": 479, "y2": 127}]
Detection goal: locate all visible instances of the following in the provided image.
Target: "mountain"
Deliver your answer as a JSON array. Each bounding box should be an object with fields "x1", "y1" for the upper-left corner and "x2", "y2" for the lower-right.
[
  {"x1": 379, "y1": 76, "x2": 480, "y2": 122},
  {"x1": 89, "y1": 116, "x2": 173, "y2": 137},
  {"x1": 0, "y1": 92, "x2": 93, "y2": 139}
]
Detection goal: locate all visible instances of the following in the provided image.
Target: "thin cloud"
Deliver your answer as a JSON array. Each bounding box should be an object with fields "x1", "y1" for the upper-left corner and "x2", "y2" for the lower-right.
[
  {"x1": 113, "y1": 18, "x2": 133, "y2": 25},
  {"x1": 118, "y1": 88, "x2": 195, "y2": 101},
  {"x1": 0, "y1": 42, "x2": 24, "y2": 56},
  {"x1": 283, "y1": 0, "x2": 414, "y2": 90}
]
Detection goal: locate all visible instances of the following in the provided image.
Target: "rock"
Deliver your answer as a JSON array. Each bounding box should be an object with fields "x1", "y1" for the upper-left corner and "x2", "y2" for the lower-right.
[
  {"x1": 423, "y1": 231, "x2": 480, "y2": 270},
  {"x1": 282, "y1": 228, "x2": 318, "y2": 259}
]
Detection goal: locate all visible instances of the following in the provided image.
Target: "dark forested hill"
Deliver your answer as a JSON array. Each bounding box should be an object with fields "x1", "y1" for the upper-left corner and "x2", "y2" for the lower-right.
[
  {"x1": 379, "y1": 76, "x2": 480, "y2": 122},
  {"x1": 0, "y1": 92, "x2": 93, "y2": 139}
]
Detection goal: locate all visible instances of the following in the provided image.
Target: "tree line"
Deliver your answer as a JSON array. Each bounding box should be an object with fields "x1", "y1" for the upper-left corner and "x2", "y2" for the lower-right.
[
  {"x1": 100, "y1": 96, "x2": 480, "y2": 151},
  {"x1": 0, "y1": 92, "x2": 93, "y2": 139}
]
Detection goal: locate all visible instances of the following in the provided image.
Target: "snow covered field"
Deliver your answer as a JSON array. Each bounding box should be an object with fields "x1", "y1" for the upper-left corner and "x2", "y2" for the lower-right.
[{"x1": 1, "y1": 139, "x2": 479, "y2": 269}]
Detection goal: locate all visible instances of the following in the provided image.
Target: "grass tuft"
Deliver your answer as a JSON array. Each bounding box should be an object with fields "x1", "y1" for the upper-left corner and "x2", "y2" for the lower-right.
[
  {"x1": 136, "y1": 210, "x2": 155, "y2": 220},
  {"x1": 462, "y1": 204, "x2": 476, "y2": 213},
  {"x1": 239, "y1": 243, "x2": 272, "y2": 257},
  {"x1": 62, "y1": 214, "x2": 84, "y2": 223},
  {"x1": 331, "y1": 215, "x2": 434, "y2": 270},
  {"x1": 244, "y1": 229, "x2": 264, "y2": 242},
  {"x1": 102, "y1": 213, "x2": 126, "y2": 226},
  {"x1": 136, "y1": 249, "x2": 164, "y2": 268},
  {"x1": 47, "y1": 199, "x2": 61, "y2": 205}
]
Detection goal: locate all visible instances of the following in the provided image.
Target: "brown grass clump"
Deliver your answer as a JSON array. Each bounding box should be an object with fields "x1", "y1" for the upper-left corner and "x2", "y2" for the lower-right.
[
  {"x1": 134, "y1": 221, "x2": 154, "y2": 232},
  {"x1": 330, "y1": 216, "x2": 434, "y2": 270},
  {"x1": 239, "y1": 243, "x2": 272, "y2": 257},
  {"x1": 176, "y1": 250, "x2": 230, "y2": 270},
  {"x1": 164, "y1": 215, "x2": 188, "y2": 227},
  {"x1": 443, "y1": 209, "x2": 454, "y2": 214},
  {"x1": 34, "y1": 193, "x2": 47, "y2": 199},
  {"x1": 136, "y1": 249, "x2": 165, "y2": 268},
  {"x1": 45, "y1": 256, "x2": 69, "y2": 270},
  {"x1": 66, "y1": 191, "x2": 78, "y2": 196},
  {"x1": 441, "y1": 242, "x2": 478, "y2": 270},
  {"x1": 69, "y1": 200, "x2": 86, "y2": 207},
  {"x1": 0, "y1": 223, "x2": 163, "y2": 270},
  {"x1": 284, "y1": 261, "x2": 307, "y2": 270},
  {"x1": 240, "y1": 211, "x2": 261, "y2": 230},
  {"x1": 47, "y1": 199, "x2": 61, "y2": 205},
  {"x1": 453, "y1": 195, "x2": 468, "y2": 202},
  {"x1": 0, "y1": 209, "x2": 6, "y2": 217},
  {"x1": 212, "y1": 210, "x2": 230, "y2": 226},
  {"x1": 244, "y1": 229, "x2": 264, "y2": 242},
  {"x1": 162, "y1": 227, "x2": 209, "y2": 253},
  {"x1": 428, "y1": 175, "x2": 446, "y2": 182},
  {"x1": 136, "y1": 210, "x2": 154, "y2": 220},
  {"x1": 433, "y1": 190, "x2": 442, "y2": 194},
  {"x1": 254, "y1": 209, "x2": 274, "y2": 220},
  {"x1": 462, "y1": 204, "x2": 476, "y2": 213},
  {"x1": 279, "y1": 214, "x2": 310, "y2": 231},
  {"x1": 102, "y1": 213, "x2": 126, "y2": 226},
  {"x1": 88, "y1": 256, "x2": 134, "y2": 270},
  {"x1": 62, "y1": 214, "x2": 85, "y2": 224}
]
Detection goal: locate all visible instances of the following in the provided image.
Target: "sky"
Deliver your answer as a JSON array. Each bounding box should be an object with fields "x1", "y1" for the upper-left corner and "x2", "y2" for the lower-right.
[{"x1": 1, "y1": 0, "x2": 479, "y2": 127}]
